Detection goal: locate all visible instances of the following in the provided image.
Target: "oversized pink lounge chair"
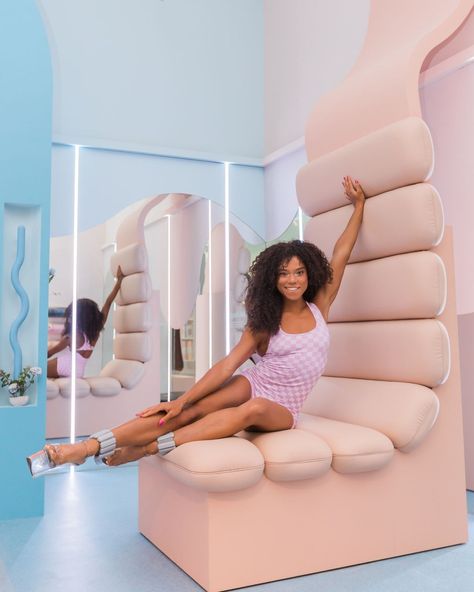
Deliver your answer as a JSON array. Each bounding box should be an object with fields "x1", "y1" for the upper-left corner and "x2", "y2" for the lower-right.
[{"x1": 138, "y1": 117, "x2": 467, "y2": 591}]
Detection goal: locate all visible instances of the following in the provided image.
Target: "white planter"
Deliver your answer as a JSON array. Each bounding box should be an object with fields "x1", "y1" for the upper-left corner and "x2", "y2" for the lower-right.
[{"x1": 9, "y1": 395, "x2": 29, "y2": 407}]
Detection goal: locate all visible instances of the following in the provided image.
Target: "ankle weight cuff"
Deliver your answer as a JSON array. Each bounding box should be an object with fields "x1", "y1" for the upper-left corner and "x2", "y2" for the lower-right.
[
  {"x1": 91, "y1": 429, "x2": 116, "y2": 460},
  {"x1": 157, "y1": 432, "x2": 176, "y2": 456}
]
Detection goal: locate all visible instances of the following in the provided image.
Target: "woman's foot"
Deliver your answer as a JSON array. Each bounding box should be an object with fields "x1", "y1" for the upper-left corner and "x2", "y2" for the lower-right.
[
  {"x1": 105, "y1": 441, "x2": 157, "y2": 466},
  {"x1": 44, "y1": 439, "x2": 98, "y2": 468}
]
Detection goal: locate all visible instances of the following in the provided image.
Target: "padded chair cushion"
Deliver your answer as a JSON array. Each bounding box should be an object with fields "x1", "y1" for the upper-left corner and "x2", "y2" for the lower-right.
[
  {"x1": 100, "y1": 359, "x2": 145, "y2": 389},
  {"x1": 111, "y1": 243, "x2": 148, "y2": 276},
  {"x1": 328, "y1": 251, "x2": 446, "y2": 322},
  {"x1": 304, "y1": 183, "x2": 443, "y2": 264},
  {"x1": 160, "y1": 438, "x2": 264, "y2": 493},
  {"x1": 56, "y1": 378, "x2": 90, "y2": 399},
  {"x1": 114, "y1": 302, "x2": 153, "y2": 333},
  {"x1": 239, "y1": 429, "x2": 332, "y2": 482},
  {"x1": 86, "y1": 376, "x2": 122, "y2": 397},
  {"x1": 114, "y1": 333, "x2": 152, "y2": 362},
  {"x1": 297, "y1": 117, "x2": 433, "y2": 216},
  {"x1": 326, "y1": 319, "x2": 450, "y2": 387},
  {"x1": 116, "y1": 272, "x2": 152, "y2": 305},
  {"x1": 46, "y1": 379, "x2": 60, "y2": 399},
  {"x1": 297, "y1": 414, "x2": 394, "y2": 474},
  {"x1": 303, "y1": 377, "x2": 440, "y2": 452}
]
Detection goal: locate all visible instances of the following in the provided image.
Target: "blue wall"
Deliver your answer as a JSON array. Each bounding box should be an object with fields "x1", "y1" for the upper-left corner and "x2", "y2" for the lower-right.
[{"x1": 0, "y1": 0, "x2": 52, "y2": 519}]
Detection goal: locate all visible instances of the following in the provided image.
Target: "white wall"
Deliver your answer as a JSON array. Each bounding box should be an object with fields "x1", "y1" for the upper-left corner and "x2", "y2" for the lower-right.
[
  {"x1": 38, "y1": 0, "x2": 264, "y2": 162},
  {"x1": 264, "y1": 0, "x2": 370, "y2": 156}
]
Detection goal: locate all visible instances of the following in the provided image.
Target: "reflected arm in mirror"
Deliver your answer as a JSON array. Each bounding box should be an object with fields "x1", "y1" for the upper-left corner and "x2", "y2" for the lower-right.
[
  {"x1": 137, "y1": 327, "x2": 260, "y2": 422},
  {"x1": 314, "y1": 176, "x2": 365, "y2": 319},
  {"x1": 47, "y1": 335, "x2": 70, "y2": 358},
  {"x1": 100, "y1": 265, "x2": 124, "y2": 328}
]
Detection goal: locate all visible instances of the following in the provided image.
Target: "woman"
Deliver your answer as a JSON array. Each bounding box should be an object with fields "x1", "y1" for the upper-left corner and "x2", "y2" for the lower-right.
[
  {"x1": 47, "y1": 268, "x2": 124, "y2": 378},
  {"x1": 27, "y1": 176, "x2": 365, "y2": 476}
]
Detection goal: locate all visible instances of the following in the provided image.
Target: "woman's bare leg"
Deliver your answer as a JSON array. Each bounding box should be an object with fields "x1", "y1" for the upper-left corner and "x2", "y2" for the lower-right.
[
  {"x1": 47, "y1": 358, "x2": 60, "y2": 378},
  {"x1": 173, "y1": 396, "x2": 293, "y2": 446},
  {"x1": 44, "y1": 375, "x2": 252, "y2": 466},
  {"x1": 110, "y1": 394, "x2": 293, "y2": 464}
]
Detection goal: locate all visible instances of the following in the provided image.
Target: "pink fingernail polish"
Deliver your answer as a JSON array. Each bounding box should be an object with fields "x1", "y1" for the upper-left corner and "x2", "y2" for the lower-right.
[{"x1": 159, "y1": 419, "x2": 164, "y2": 426}]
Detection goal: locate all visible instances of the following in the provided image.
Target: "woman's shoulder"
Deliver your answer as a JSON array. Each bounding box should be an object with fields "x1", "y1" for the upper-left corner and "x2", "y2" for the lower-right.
[{"x1": 307, "y1": 300, "x2": 328, "y2": 323}]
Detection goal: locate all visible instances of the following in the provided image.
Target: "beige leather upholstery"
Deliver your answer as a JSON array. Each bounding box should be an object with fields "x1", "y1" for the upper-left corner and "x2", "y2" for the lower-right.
[
  {"x1": 114, "y1": 333, "x2": 152, "y2": 363},
  {"x1": 329, "y1": 251, "x2": 446, "y2": 322},
  {"x1": 240, "y1": 429, "x2": 332, "y2": 481},
  {"x1": 114, "y1": 302, "x2": 153, "y2": 333},
  {"x1": 305, "y1": 183, "x2": 444, "y2": 264},
  {"x1": 102, "y1": 243, "x2": 154, "y2": 389},
  {"x1": 46, "y1": 379, "x2": 60, "y2": 399},
  {"x1": 326, "y1": 320, "x2": 450, "y2": 386},
  {"x1": 161, "y1": 439, "x2": 264, "y2": 493},
  {"x1": 110, "y1": 243, "x2": 148, "y2": 276},
  {"x1": 297, "y1": 415, "x2": 394, "y2": 474},
  {"x1": 100, "y1": 359, "x2": 145, "y2": 389},
  {"x1": 86, "y1": 376, "x2": 122, "y2": 397},
  {"x1": 297, "y1": 117, "x2": 434, "y2": 216},
  {"x1": 116, "y1": 272, "x2": 152, "y2": 305},
  {"x1": 56, "y1": 378, "x2": 90, "y2": 398},
  {"x1": 302, "y1": 377, "x2": 439, "y2": 453}
]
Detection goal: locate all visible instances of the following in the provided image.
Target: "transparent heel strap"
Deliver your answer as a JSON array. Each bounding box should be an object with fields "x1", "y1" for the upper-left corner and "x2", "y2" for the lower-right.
[
  {"x1": 157, "y1": 432, "x2": 176, "y2": 456},
  {"x1": 90, "y1": 429, "x2": 116, "y2": 462},
  {"x1": 27, "y1": 450, "x2": 55, "y2": 478}
]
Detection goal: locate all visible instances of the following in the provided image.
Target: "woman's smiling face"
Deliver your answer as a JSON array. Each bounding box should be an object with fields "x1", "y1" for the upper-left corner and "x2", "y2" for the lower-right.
[{"x1": 276, "y1": 256, "x2": 308, "y2": 301}]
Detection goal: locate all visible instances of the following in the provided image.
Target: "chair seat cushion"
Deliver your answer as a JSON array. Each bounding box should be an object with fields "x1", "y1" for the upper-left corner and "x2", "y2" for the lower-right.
[
  {"x1": 159, "y1": 438, "x2": 264, "y2": 493},
  {"x1": 46, "y1": 379, "x2": 60, "y2": 399},
  {"x1": 297, "y1": 414, "x2": 394, "y2": 474},
  {"x1": 100, "y1": 359, "x2": 145, "y2": 389},
  {"x1": 238, "y1": 429, "x2": 332, "y2": 482},
  {"x1": 86, "y1": 376, "x2": 122, "y2": 397},
  {"x1": 56, "y1": 378, "x2": 90, "y2": 398},
  {"x1": 303, "y1": 376, "x2": 440, "y2": 452}
]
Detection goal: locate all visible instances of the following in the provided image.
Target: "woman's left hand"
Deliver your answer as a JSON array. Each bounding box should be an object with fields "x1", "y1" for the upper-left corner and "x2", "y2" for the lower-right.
[{"x1": 342, "y1": 176, "x2": 365, "y2": 206}]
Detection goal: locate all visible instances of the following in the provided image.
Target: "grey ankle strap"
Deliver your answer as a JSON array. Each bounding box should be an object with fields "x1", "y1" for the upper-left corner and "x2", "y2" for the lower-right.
[
  {"x1": 157, "y1": 432, "x2": 176, "y2": 456},
  {"x1": 90, "y1": 429, "x2": 116, "y2": 461}
]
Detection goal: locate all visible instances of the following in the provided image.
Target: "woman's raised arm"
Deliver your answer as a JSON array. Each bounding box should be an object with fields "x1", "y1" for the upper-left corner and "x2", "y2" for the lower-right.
[{"x1": 315, "y1": 176, "x2": 365, "y2": 319}]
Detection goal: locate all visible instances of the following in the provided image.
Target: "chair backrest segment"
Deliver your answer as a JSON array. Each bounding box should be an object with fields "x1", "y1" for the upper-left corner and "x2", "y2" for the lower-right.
[
  {"x1": 100, "y1": 242, "x2": 152, "y2": 389},
  {"x1": 299, "y1": 117, "x2": 448, "y2": 452}
]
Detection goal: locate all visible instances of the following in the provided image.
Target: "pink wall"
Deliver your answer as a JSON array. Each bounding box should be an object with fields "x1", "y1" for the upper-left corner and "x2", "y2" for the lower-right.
[{"x1": 421, "y1": 48, "x2": 474, "y2": 490}]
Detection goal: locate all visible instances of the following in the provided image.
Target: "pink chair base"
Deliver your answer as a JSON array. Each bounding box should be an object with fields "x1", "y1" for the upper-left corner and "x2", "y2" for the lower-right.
[{"x1": 138, "y1": 230, "x2": 467, "y2": 592}]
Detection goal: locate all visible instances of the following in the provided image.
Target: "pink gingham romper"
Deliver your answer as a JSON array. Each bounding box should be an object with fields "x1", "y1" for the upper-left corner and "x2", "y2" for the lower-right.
[{"x1": 241, "y1": 302, "x2": 330, "y2": 427}]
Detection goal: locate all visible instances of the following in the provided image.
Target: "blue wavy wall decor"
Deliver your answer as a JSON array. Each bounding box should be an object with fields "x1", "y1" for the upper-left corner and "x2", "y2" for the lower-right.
[{"x1": 9, "y1": 226, "x2": 29, "y2": 378}]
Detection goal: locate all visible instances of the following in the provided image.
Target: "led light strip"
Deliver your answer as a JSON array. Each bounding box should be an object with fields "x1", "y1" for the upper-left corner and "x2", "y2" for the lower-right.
[
  {"x1": 70, "y1": 145, "x2": 80, "y2": 448},
  {"x1": 167, "y1": 214, "x2": 171, "y2": 402},
  {"x1": 224, "y1": 162, "x2": 230, "y2": 355},
  {"x1": 208, "y1": 200, "x2": 213, "y2": 368},
  {"x1": 298, "y1": 207, "x2": 304, "y2": 241}
]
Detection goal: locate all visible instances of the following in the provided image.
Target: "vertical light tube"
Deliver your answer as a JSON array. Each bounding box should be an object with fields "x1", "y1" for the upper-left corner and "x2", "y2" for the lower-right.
[
  {"x1": 298, "y1": 207, "x2": 304, "y2": 241},
  {"x1": 167, "y1": 215, "x2": 171, "y2": 402},
  {"x1": 112, "y1": 242, "x2": 117, "y2": 352},
  {"x1": 224, "y1": 162, "x2": 230, "y2": 355},
  {"x1": 208, "y1": 200, "x2": 213, "y2": 369},
  {"x1": 70, "y1": 145, "x2": 80, "y2": 446}
]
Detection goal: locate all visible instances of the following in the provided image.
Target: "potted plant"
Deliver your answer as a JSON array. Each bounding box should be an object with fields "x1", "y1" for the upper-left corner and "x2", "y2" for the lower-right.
[{"x1": 0, "y1": 366, "x2": 42, "y2": 406}]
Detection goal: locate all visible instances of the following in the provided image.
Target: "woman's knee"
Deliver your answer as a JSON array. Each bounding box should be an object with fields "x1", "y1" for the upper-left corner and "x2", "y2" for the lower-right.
[{"x1": 240, "y1": 397, "x2": 268, "y2": 423}]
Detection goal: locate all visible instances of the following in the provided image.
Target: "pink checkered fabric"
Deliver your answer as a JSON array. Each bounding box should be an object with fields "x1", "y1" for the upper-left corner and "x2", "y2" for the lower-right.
[{"x1": 241, "y1": 302, "x2": 330, "y2": 427}]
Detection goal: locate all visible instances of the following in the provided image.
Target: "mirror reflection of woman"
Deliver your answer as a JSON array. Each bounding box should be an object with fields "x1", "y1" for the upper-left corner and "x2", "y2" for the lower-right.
[
  {"x1": 28, "y1": 177, "x2": 365, "y2": 476},
  {"x1": 46, "y1": 267, "x2": 124, "y2": 379}
]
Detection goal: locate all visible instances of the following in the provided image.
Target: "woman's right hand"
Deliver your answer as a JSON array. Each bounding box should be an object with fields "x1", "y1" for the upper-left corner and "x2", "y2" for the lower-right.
[{"x1": 136, "y1": 398, "x2": 185, "y2": 425}]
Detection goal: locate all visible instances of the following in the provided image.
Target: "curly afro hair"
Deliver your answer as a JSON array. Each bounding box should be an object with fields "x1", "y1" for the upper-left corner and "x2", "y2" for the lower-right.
[
  {"x1": 245, "y1": 240, "x2": 332, "y2": 336},
  {"x1": 63, "y1": 298, "x2": 105, "y2": 344}
]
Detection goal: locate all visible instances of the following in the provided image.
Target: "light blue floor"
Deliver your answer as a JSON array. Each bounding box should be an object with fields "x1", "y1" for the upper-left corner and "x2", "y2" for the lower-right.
[{"x1": 0, "y1": 465, "x2": 473, "y2": 592}]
